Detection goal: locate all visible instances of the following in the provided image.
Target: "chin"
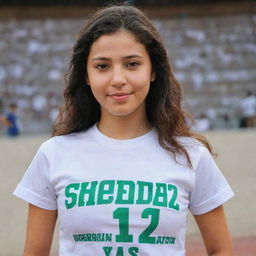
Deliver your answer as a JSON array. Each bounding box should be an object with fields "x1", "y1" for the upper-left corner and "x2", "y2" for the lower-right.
[
  {"x1": 110, "y1": 112, "x2": 132, "y2": 117},
  {"x1": 108, "y1": 109, "x2": 135, "y2": 117}
]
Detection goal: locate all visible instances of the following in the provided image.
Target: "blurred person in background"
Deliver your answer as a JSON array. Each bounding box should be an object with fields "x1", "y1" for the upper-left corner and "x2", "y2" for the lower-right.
[
  {"x1": 0, "y1": 97, "x2": 3, "y2": 114},
  {"x1": 239, "y1": 91, "x2": 256, "y2": 128},
  {"x1": 193, "y1": 113, "x2": 211, "y2": 132},
  {"x1": 0, "y1": 98, "x2": 3, "y2": 134},
  {"x1": 0, "y1": 103, "x2": 21, "y2": 137}
]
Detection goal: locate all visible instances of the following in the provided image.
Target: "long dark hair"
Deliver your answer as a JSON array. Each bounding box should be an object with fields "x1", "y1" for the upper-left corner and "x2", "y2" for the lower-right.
[{"x1": 53, "y1": 5, "x2": 214, "y2": 167}]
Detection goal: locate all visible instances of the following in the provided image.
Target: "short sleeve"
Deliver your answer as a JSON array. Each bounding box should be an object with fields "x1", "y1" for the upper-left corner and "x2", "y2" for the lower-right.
[
  {"x1": 189, "y1": 147, "x2": 234, "y2": 215},
  {"x1": 13, "y1": 143, "x2": 57, "y2": 210}
]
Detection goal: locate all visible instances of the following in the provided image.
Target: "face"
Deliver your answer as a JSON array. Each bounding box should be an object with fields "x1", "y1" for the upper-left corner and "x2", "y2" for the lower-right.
[{"x1": 86, "y1": 30, "x2": 155, "y2": 121}]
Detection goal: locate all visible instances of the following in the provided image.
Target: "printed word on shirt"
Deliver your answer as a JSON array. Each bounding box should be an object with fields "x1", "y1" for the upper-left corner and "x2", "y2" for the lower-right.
[{"x1": 65, "y1": 180, "x2": 180, "y2": 256}]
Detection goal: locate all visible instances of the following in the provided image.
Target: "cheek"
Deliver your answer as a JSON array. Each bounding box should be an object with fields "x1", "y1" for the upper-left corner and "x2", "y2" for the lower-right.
[
  {"x1": 129, "y1": 73, "x2": 151, "y2": 93},
  {"x1": 87, "y1": 66, "x2": 108, "y2": 85},
  {"x1": 87, "y1": 76, "x2": 107, "y2": 99},
  {"x1": 131, "y1": 68, "x2": 152, "y2": 83},
  {"x1": 90, "y1": 86, "x2": 105, "y2": 103},
  {"x1": 88, "y1": 72, "x2": 104, "y2": 86}
]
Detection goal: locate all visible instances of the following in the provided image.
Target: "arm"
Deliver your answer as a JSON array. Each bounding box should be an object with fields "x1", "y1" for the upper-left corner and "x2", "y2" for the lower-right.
[
  {"x1": 0, "y1": 115, "x2": 11, "y2": 127},
  {"x1": 23, "y1": 204, "x2": 57, "y2": 256},
  {"x1": 194, "y1": 205, "x2": 233, "y2": 256}
]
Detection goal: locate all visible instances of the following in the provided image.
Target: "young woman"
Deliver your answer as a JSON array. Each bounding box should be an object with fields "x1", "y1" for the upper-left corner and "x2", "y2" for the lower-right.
[{"x1": 14, "y1": 5, "x2": 234, "y2": 256}]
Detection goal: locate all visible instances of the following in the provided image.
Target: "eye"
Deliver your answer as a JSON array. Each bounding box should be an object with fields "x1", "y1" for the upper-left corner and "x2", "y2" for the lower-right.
[
  {"x1": 96, "y1": 64, "x2": 109, "y2": 70},
  {"x1": 127, "y1": 61, "x2": 140, "y2": 69}
]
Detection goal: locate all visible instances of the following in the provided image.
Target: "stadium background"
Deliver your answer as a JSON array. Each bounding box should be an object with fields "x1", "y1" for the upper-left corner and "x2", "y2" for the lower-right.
[
  {"x1": 0, "y1": 0, "x2": 255, "y2": 255},
  {"x1": 0, "y1": 0, "x2": 255, "y2": 133}
]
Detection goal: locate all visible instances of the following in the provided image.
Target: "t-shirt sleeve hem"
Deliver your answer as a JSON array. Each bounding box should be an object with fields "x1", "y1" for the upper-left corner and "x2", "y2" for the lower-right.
[
  {"x1": 189, "y1": 186, "x2": 234, "y2": 215},
  {"x1": 13, "y1": 184, "x2": 57, "y2": 210}
]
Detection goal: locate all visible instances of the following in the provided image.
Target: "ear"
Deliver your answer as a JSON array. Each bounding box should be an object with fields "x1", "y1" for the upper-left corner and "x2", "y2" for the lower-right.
[
  {"x1": 150, "y1": 72, "x2": 156, "y2": 82},
  {"x1": 85, "y1": 75, "x2": 90, "y2": 86}
]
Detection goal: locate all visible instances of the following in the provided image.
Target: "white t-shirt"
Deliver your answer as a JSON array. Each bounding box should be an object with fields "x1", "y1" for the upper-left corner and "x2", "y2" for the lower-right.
[{"x1": 14, "y1": 124, "x2": 234, "y2": 256}]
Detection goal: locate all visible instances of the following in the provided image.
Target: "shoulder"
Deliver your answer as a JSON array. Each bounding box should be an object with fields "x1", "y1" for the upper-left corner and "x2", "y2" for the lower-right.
[
  {"x1": 175, "y1": 136, "x2": 210, "y2": 169},
  {"x1": 176, "y1": 136, "x2": 205, "y2": 152},
  {"x1": 39, "y1": 129, "x2": 91, "y2": 155},
  {"x1": 6, "y1": 112, "x2": 13, "y2": 118}
]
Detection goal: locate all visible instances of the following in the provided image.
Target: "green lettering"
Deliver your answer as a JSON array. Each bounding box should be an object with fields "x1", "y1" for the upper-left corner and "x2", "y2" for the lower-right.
[
  {"x1": 116, "y1": 181, "x2": 135, "y2": 204},
  {"x1": 73, "y1": 234, "x2": 78, "y2": 241},
  {"x1": 156, "y1": 236, "x2": 164, "y2": 244},
  {"x1": 78, "y1": 181, "x2": 98, "y2": 206},
  {"x1": 83, "y1": 234, "x2": 88, "y2": 241},
  {"x1": 153, "y1": 183, "x2": 167, "y2": 207},
  {"x1": 136, "y1": 181, "x2": 153, "y2": 205},
  {"x1": 92, "y1": 233, "x2": 96, "y2": 241},
  {"x1": 168, "y1": 184, "x2": 179, "y2": 210},
  {"x1": 86, "y1": 233, "x2": 92, "y2": 241},
  {"x1": 170, "y1": 237, "x2": 176, "y2": 244},
  {"x1": 113, "y1": 207, "x2": 133, "y2": 242},
  {"x1": 65, "y1": 183, "x2": 80, "y2": 209},
  {"x1": 106, "y1": 233, "x2": 112, "y2": 242},
  {"x1": 103, "y1": 247, "x2": 112, "y2": 256},
  {"x1": 116, "y1": 247, "x2": 124, "y2": 256},
  {"x1": 139, "y1": 208, "x2": 160, "y2": 244},
  {"x1": 128, "y1": 247, "x2": 139, "y2": 256},
  {"x1": 97, "y1": 180, "x2": 115, "y2": 205}
]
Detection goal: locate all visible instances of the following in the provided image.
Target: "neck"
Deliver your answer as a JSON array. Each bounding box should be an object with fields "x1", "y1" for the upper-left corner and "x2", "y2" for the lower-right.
[{"x1": 97, "y1": 111, "x2": 152, "y2": 140}]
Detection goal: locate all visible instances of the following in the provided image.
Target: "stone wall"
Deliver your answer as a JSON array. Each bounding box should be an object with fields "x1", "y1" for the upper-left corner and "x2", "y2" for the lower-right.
[{"x1": 0, "y1": 14, "x2": 255, "y2": 133}]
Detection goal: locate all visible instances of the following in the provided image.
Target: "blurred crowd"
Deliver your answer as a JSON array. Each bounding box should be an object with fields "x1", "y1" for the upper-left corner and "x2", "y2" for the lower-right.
[
  {"x1": 193, "y1": 90, "x2": 256, "y2": 132},
  {"x1": 0, "y1": 14, "x2": 255, "y2": 134}
]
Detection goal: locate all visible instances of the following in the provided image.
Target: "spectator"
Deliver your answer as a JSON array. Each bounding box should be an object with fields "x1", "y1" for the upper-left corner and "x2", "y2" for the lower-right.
[
  {"x1": 239, "y1": 91, "x2": 256, "y2": 128},
  {"x1": 0, "y1": 97, "x2": 3, "y2": 114},
  {"x1": 193, "y1": 113, "x2": 211, "y2": 132},
  {"x1": 31, "y1": 94, "x2": 47, "y2": 119},
  {"x1": 0, "y1": 103, "x2": 21, "y2": 137}
]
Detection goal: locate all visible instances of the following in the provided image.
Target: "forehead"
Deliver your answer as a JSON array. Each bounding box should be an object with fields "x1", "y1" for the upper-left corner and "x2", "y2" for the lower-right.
[{"x1": 88, "y1": 30, "x2": 149, "y2": 59}]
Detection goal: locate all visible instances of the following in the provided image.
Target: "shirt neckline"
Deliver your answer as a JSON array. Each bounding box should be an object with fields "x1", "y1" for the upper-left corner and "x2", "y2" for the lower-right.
[{"x1": 89, "y1": 123, "x2": 156, "y2": 146}]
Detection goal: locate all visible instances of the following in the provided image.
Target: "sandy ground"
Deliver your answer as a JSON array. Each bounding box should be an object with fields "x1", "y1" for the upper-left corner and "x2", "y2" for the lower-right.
[{"x1": 0, "y1": 129, "x2": 255, "y2": 255}]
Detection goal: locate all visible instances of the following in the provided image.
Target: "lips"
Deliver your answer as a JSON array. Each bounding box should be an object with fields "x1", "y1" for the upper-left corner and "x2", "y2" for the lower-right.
[
  {"x1": 109, "y1": 92, "x2": 132, "y2": 96},
  {"x1": 108, "y1": 92, "x2": 132, "y2": 101}
]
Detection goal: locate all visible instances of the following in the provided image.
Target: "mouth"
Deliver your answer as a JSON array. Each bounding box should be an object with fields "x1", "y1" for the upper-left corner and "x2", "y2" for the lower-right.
[
  {"x1": 108, "y1": 92, "x2": 132, "y2": 101},
  {"x1": 109, "y1": 92, "x2": 132, "y2": 96}
]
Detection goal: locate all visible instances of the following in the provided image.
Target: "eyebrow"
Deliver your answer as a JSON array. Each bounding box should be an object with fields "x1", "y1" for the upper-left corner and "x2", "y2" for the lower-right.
[{"x1": 91, "y1": 55, "x2": 143, "y2": 62}]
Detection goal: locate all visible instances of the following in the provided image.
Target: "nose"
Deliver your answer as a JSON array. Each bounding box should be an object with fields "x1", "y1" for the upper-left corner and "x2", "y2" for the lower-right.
[{"x1": 111, "y1": 66, "x2": 127, "y2": 88}]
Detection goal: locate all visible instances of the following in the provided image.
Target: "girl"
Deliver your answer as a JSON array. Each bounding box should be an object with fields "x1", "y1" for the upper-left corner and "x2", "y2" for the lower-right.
[{"x1": 14, "y1": 5, "x2": 234, "y2": 256}]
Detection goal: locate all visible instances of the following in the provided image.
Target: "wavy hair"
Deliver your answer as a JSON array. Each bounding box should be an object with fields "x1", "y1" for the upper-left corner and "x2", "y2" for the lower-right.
[{"x1": 53, "y1": 5, "x2": 214, "y2": 167}]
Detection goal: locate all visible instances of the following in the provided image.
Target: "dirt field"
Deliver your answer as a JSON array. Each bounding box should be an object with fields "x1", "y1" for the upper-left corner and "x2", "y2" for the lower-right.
[{"x1": 0, "y1": 129, "x2": 255, "y2": 255}]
